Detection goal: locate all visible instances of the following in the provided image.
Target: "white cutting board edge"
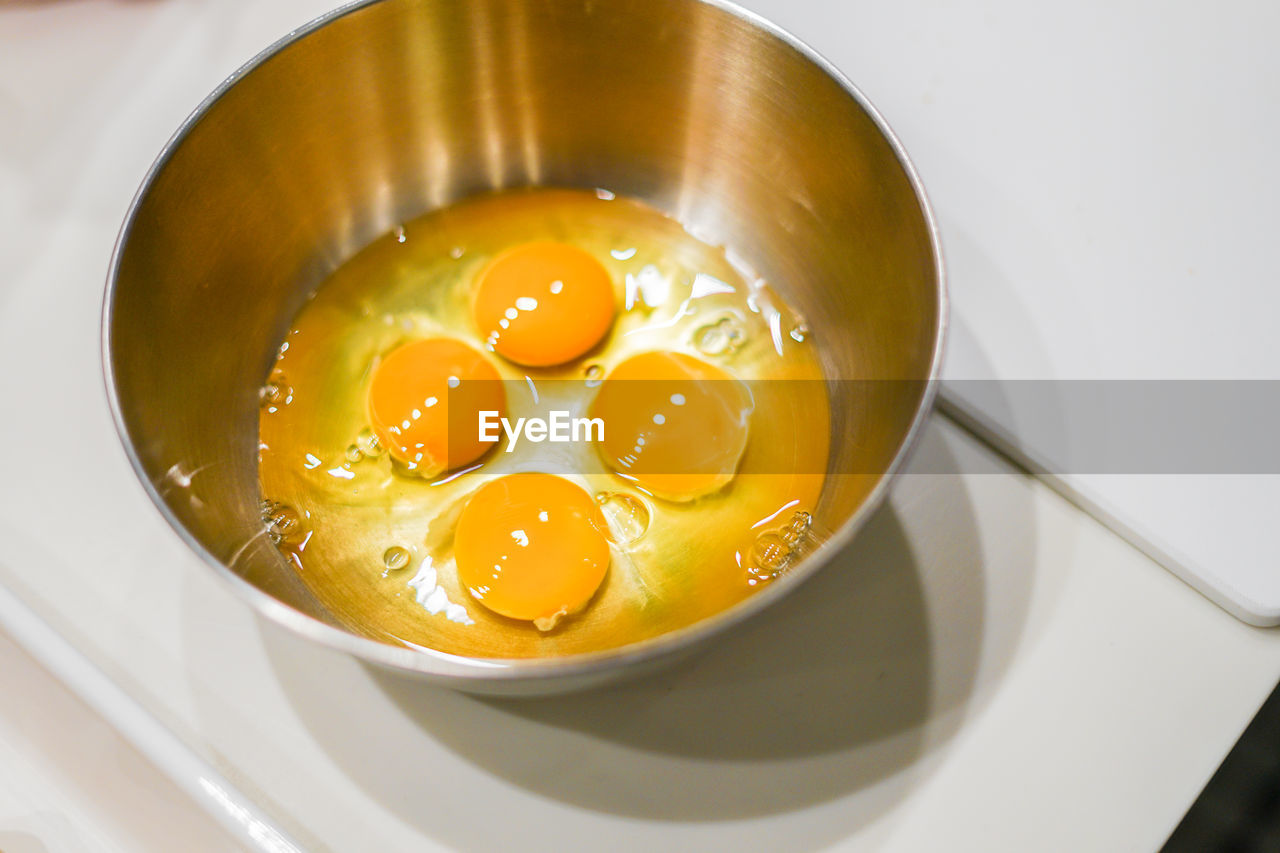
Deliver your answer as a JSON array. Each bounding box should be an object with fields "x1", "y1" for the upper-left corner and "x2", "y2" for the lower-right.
[{"x1": 937, "y1": 391, "x2": 1280, "y2": 627}]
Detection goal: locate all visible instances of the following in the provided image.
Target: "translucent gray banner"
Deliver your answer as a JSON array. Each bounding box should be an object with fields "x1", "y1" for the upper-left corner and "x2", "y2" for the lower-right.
[{"x1": 442, "y1": 379, "x2": 1280, "y2": 474}]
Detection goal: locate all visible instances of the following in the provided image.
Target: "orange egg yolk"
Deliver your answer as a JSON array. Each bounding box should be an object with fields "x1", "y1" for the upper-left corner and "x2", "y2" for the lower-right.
[
  {"x1": 454, "y1": 473, "x2": 611, "y2": 630},
  {"x1": 472, "y1": 241, "x2": 616, "y2": 366},
  {"x1": 366, "y1": 338, "x2": 505, "y2": 476},
  {"x1": 589, "y1": 351, "x2": 753, "y2": 501}
]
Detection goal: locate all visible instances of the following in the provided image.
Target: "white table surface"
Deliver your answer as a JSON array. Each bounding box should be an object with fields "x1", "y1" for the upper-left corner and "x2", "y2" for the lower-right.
[
  {"x1": 2, "y1": 1, "x2": 1279, "y2": 851},
  {"x1": 0, "y1": 629, "x2": 238, "y2": 853}
]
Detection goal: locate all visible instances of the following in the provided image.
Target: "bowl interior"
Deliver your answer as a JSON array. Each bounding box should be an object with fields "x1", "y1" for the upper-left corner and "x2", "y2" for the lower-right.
[{"x1": 105, "y1": 0, "x2": 942, "y2": 686}]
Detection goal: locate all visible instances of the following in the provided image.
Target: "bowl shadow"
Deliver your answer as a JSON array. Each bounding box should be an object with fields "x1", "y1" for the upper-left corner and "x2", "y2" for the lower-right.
[
  {"x1": 250, "y1": 418, "x2": 1037, "y2": 849},
  {"x1": 375, "y1": 504, "x2": 933, "y2": 779}
]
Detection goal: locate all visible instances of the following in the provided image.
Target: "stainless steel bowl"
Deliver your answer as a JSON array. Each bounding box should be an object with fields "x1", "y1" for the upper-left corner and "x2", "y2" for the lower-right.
[{"x1": 103, "y1": 0, "x2": 945, "y2": 695}]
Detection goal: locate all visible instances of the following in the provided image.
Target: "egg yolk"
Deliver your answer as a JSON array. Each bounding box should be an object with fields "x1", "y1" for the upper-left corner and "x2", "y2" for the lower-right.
[
  {"x1": 366, "y1": 338, "x2": 505, "y2": 476},
  {"x1": 589, "y1": 351, "x2": 753, "y2": 501},
  {"x1": 454, "y1": 473, "x2": 610, "y2": 630},
  {"x1": 473, "y1": 241, "x2": 616, "y2": 366}
]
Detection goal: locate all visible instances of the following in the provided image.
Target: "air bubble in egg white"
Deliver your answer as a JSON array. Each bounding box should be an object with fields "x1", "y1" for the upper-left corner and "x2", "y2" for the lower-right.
[
  {"x1": 781, "y1": 510, "x2": 812, "y2": 546},
  {"x1": 750, "y1": 532, "x2": 790, "y2": 572},
  {"x1": 383, "y1": 546, "x2": 411, "y2": 571},
  {"x1": 595, "y1": 492, "x2": 650, "y2": 544},
  {"x1": 693, "y1": 322, "x2": 727, "y2": 355},
  {"x1": 262, "y1": 500, "x2": 306, "y2": 547},
  {"x1": 355, "y1": 427, "x2": 383, "y2": 457},
  {"x1": 259, "y1": 368, "x2": 291, "y2": 407},
  {"x1": 724, "y1": 320, "x2": 746, "y2": 347},
  {"x1": 692, "y1": 316, "x2": 746, "y2": 357}
]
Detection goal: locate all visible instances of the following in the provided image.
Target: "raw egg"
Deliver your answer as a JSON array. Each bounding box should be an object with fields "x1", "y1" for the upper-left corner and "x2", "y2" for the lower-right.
[
  {"x1": 473, "y1": 241, "x2": 616, "y2": 366},
  {"x1": 258, "y1": 188, "x2": 829, "y2": 658},
  {"x1": 453, "y1": 472, "x2": 610, "y2": 630},
  {"x1": 590, "y1": 350, "x2": 754, "y2": 501},
  {"x1": 366, "y1": 337, "x2": 505, "y2": 476}
]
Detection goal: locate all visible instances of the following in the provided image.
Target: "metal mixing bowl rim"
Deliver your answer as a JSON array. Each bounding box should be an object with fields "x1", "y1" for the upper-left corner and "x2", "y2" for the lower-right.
[{"x1": 101, "y1": 0, "x2": 948, "y2": 685}]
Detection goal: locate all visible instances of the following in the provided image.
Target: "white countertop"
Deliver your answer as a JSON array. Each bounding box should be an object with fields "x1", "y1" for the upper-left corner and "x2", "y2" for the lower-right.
[
  {"x1": 0, "y1": 630, "x2": 237, "y2": 853},
  {"x1": 1, "y1": 1, "x2": 1278, "y2": 851}
]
